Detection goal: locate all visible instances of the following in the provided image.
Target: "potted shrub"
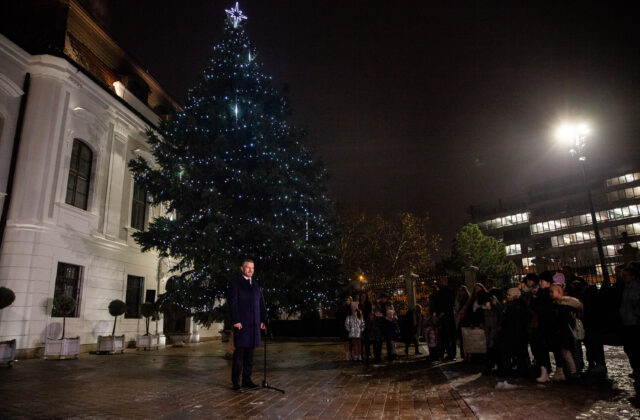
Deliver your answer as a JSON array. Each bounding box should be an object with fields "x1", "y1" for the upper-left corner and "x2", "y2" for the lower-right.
[
  {"x1": 44, "y1": 294, "x2": 80, "y2": 359},
  {"x1": 0, "y1": 287, "x2": 16, "y2": 367},
  {"x1": 97, "y1": 299, "x2": 126, "y2": 354},
  {"x1": 136, "y1": 301, "x2": 160, "y2": 350}
]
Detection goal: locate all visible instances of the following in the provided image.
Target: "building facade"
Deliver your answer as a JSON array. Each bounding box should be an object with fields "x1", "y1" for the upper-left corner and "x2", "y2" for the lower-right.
[
  {"x1": 0, "y1": 0, "x2": 218, "y2": 357},
  {"x1": 469, "y1": 168, "x2": 640, "y2": 274}
]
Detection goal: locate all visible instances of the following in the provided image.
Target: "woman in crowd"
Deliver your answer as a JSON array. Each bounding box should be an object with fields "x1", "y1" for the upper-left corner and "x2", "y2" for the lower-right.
[
  {"x1": 549, "y1": 283, "x2": 582, "y2": 381},
  {"x1": 358, "y1": 292, "x2": 372, "y2": 361}
]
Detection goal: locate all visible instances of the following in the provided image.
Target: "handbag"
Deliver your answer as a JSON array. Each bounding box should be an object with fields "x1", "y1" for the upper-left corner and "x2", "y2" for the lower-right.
[{"x1": 570, "y1": 314, "x2": 585, "y2": 340}]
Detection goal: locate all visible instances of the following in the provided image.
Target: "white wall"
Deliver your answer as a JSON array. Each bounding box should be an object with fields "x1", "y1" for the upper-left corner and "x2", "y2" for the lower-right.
[{"x1": 0, "y1": 35, "x2": 220, "y2": 351}]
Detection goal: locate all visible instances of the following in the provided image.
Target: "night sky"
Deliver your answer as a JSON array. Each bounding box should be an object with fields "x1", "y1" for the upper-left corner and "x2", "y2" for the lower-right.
[{"x1": 80, "y1": 0, "x2": 640, "y2": 248}]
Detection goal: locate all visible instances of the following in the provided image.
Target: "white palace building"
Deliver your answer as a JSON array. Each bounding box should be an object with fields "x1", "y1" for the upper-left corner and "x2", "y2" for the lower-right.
[{"x1": 0, "y1": 0, "x2": 219, "y2": 358}]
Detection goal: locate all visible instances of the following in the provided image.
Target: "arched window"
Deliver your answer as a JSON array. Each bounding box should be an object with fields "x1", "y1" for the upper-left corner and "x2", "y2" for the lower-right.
[{"x1": 65, "y1": 139, "x2": 92, "y2": 210}]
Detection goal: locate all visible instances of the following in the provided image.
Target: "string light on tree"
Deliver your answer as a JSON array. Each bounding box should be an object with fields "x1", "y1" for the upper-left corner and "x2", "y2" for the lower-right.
[{"x1": 128, "y1": 2, "x2": 341, "y2": 325}]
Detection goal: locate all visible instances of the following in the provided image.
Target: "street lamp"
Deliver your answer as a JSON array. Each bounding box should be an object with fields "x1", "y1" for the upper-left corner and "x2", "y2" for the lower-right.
[{"x1": 555, "y1": 122, "x2": 610, "y2": 283}]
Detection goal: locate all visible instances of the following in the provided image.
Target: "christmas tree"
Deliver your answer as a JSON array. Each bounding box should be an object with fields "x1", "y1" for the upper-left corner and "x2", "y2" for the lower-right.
[{"x1": 129, "y1": 2, "x2": 341, "y2": 325}]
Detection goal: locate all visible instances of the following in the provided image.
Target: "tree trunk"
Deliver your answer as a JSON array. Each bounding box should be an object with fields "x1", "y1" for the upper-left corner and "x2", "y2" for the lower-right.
[
  {"x1": 145, "y1": 317, "x2": 150, "y2": 336},
  {"x1": 61, "y1": 316, "x2": 66, "y2": 339},
  {"x1": 112, "y1": 316, "x2": 117, "y2": 336}
]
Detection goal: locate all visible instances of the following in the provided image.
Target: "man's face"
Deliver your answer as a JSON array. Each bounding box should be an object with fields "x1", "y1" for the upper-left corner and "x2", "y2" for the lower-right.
[
  {"x1": 241, "y1": 261, "x2": 255, "y2": 278},
  {"x1": 439, "y1": 278, "x2": 448, "y2": 288},
  {"x1": 622, "y1": 270, "x2": 633, "y2": 284},
  {"x1": 562, "y1": 268, "x2": 572, "y2": 279}
]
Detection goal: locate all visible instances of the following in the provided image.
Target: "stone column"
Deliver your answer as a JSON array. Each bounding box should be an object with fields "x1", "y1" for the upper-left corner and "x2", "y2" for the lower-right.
[
  {"x1": 404, "y1": 274, "x2": 417, "y2": 309},
  {"x1": 463, "y1": 254, "x2": 479, "y2": 291}
]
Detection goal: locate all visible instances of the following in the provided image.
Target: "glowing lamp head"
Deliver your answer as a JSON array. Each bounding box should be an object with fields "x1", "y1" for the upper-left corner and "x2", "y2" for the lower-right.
[{"x1": 555, "y1": 122, "x2": 590, "y2": 142}]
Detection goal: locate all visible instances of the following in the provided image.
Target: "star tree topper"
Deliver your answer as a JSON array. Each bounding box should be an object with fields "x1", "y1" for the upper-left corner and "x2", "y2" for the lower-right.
[{"x1": 225, "y1": 2, "x2": 247, "y2": 28}]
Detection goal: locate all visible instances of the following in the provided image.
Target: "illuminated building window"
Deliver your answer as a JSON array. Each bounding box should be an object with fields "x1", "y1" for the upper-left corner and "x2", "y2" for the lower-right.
[
  {"x1": 505, "y1": 243, "x2": 521, "y2": 255},
  {"x1": 606, "y1": 172, "x2": 640, "y2": 187},
  {"x1": 608, "y1": 186, "x2": 640, "y2": 202},
  {"x1": 479, "y1": 212, "x2": 529, "y2": 230}
]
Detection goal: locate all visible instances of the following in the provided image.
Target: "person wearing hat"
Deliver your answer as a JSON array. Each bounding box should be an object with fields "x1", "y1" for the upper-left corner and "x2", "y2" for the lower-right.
[
  {"x1": 496, "y1": 287, "x2": 531, "y2": 376},
  {"x1": 520, "y1": 273, "x2": 539, "y2": 308},
  {"x1": 532, "y1": 271, "x2": 555, "y2": 382}
]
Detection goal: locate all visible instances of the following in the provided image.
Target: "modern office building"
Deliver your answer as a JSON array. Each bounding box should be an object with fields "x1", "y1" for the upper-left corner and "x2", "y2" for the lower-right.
[
  {"x1": 0, "y1": 0, "x2": 219, "y2": 357},
  {"x1": 468, "y1": 167, "x2": 640, "y2": 272}
]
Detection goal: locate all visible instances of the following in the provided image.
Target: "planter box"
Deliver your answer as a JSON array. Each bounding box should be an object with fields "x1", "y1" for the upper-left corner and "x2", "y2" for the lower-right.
[
  {"x1": 97, "y1": 335, "x2": 125, "y2": 354},
  {"x1": 44, "y1": 337, "x2": 80, "y2": 359},
  {"x1": 136, "y1": 334, "x2": 160, "y2": 350},
  {"x1": 0, "y1": 339, "x2": 16, "y2": 367}
]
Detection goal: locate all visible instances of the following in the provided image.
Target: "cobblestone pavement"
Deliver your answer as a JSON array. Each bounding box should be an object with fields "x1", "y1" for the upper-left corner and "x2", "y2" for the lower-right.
[
  {"x1": 440, "y1": 345, "x2": 640, "y2": 420},
  {"x1": 1, "y1": 340, "x2": 472, "y2": 419},
  {"x1": 1, "y1": 341, "x2": 638, "y2": 419}
]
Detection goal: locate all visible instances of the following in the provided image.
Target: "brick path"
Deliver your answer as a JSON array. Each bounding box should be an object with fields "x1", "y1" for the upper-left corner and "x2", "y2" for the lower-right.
[{"x1": 1, "y1": 340, "x2": 474, "y2": 419}]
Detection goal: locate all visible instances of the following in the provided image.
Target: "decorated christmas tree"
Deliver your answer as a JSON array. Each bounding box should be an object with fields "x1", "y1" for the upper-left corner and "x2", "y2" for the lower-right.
[{"x1": 129, "y1": 3, "x2": 341, "y2": 325}]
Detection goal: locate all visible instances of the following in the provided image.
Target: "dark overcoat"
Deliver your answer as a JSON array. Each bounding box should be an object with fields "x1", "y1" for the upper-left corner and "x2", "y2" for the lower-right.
[{"x1": 228, "y1": 274, "x2": 267, "y2": 348}]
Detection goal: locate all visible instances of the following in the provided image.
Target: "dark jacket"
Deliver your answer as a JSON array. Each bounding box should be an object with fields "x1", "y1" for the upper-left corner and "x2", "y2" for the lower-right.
[
  {"x1": 431, "y1": 287, "x2": 455, "y2": 319},
  {"x1": 496, "y1": 298, "x2": 531, "y2": 351},
  {"x1": 550, "y1": 296, "x2": 581, "y2": 350},
  {"x1": 228, "y1": 274, "x2": 266, "y2": 348}
]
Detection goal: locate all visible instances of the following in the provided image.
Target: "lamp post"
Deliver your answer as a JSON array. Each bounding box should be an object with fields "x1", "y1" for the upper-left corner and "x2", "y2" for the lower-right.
[{"x1": 556, "y1": 122, "x2": 610, "y2": 284}]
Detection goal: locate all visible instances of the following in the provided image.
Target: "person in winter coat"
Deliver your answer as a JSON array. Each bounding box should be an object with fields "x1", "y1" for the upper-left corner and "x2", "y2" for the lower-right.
[
  {"x1": 402, "y1": 304, "x2": 423, "y2": 356},
  {"x1": 620, "y1": 264, "x2": 640, "y2": 380},
  {"x1": 496, "y1": 288, "x2": 531, "y2": 376},
  {"x1": 228, "y1": 260, "x2": 267, "y2": 390},
  {"x1": 464, "y1": 283, "x2": 488, "y2": 328},
  {"x1": 365, "y1": 312, "x2": 383, "y2": 363},
  {"x1": 431, "y1": 277, "x2": 457, "y2": 361},
  {"x1": 345, "y1": 302, "x2": 365, "y2": 361},
  {"x1": 480, "y1": 279, "x2": 503, "y2": 375},
  {"x1": 520, "y1": 273, "x2": 539, "y2": 308},
  {"x1": 533, "y1": 271, "x2": 555, "y2": 383},
  {"x1": 549, "y1": 283, "x2": 583, "y2": 381},
  {"x1": 359, "y1": 292, "x2": 373, "y2": 361},
  {"x1": 381, "y1": 303, "x2": 399, "y2": 361}
]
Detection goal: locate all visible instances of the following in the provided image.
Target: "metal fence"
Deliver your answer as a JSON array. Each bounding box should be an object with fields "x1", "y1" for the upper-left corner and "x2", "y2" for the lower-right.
[
  {"x1": 362, "y1": 273, "x2": 465, "y2": 316},
  {"x1": 515, "y1": 256, "x2": 625, "y2": 285},
  {"x1": 360, "y1": 256, "x2": 629, "y2": 315}
]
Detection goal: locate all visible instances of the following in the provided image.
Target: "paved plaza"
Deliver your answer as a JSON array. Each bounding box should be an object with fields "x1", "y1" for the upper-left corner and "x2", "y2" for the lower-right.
[{"x1": 0, "y1": 340, "x2": 639, "y2": 419}]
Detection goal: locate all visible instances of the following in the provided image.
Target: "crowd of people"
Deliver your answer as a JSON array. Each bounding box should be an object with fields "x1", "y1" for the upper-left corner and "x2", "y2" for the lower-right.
[{"x1": 336, "y1": 262, "x2": 640, "y2": 385}]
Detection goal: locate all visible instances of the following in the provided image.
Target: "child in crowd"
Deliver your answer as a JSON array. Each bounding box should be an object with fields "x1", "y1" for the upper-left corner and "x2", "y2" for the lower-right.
[
  {"x1": 422, "y1": 306, "x2": 440, "y2": 360},
  {"x1": 345, "y1": 302, "x2": 365, "y2": 361}
]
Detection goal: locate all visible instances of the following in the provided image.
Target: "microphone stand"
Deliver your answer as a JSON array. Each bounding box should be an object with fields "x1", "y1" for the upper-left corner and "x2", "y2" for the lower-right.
[{"x1": 258, "y1": 285, "x2": 285, "y2": 394}]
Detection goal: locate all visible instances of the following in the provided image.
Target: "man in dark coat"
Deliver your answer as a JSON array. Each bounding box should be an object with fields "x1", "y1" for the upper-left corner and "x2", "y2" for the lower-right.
[
  {"x1": 228, "y1": 259, "x2": 266, "y2": 390},
  {"x1": 432, "y1": 277, "x2": 456, "y2": 360}
]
